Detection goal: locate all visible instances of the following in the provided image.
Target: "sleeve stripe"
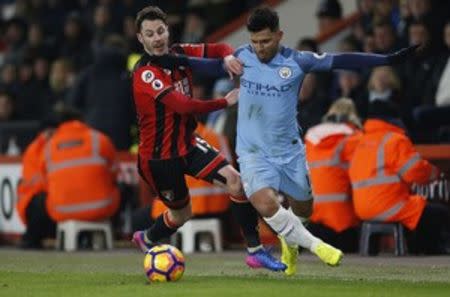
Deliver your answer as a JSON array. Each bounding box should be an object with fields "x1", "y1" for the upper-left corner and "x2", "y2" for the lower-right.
[
  {"x1": 155, "y1": 86, "x2": 175, "y2": 102},
  {"x1": 398, "y1": 153, "x2": 421, "y2": 177}
]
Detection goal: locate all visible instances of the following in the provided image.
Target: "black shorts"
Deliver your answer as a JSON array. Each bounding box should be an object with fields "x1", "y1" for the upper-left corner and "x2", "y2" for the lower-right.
[{"x1": 138, "y1": 136, "x2": 229, "y2": 209}]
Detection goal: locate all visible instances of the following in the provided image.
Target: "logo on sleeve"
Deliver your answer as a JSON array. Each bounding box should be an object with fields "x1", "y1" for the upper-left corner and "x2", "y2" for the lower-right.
[
  {"x1": 141, "y1": 70, "x2": 154, "y2": 83},
  {"x1": 160, "y1": 190, "x2": 174, "y2": 201},
  {"x1": 279, "y1": 66, "x2": 292, "y2": 79},
  {"x1": 152, "y1": 79, "x2": 164, "y2": 90}
]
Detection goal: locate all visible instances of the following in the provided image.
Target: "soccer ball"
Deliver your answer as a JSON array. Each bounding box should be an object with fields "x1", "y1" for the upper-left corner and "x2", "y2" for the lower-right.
[{"x1": 143, "y1": 244, "x2": 185, "y2": 282}]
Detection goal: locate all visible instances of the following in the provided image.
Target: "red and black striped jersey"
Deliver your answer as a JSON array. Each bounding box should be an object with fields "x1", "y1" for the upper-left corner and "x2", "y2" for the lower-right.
[{"x1": 132, "y1": 43, "x2": 233, "y2": 160}]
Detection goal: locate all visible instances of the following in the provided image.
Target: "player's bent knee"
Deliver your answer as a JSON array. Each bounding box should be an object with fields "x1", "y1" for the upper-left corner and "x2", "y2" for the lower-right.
[{"x1": 249, "y1": 189, "x2": 280, "y2": 217}]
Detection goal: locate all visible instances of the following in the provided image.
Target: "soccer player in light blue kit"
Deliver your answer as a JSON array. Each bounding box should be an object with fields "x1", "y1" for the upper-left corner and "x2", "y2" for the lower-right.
[{"x1": 234, "y1": 7, "x2": 419, "y2": 275}]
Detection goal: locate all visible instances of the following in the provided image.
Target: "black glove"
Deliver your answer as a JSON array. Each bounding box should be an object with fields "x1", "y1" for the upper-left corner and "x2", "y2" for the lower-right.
[{"x1": 387, "y1": 44, "x2": 420, "y2": 64}]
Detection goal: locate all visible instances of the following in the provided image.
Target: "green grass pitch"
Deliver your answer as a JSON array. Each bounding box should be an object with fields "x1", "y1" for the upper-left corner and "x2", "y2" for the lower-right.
[{"x1": 0, "y1": 249, "x2": 449, "y2": 297}]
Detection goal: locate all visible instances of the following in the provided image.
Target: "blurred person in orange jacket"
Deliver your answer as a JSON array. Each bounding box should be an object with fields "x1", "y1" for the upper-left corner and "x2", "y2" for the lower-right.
[
  {"x1": 18, "y1": 107, "x2": 121, "y2": 249},
  {"x1": 17, "y1": 115, "x2": 59, "y2": 249},
  {"x1": 40, "y1": 108, "x2": 120, "y2": 223},
  {"x1": 349, "y1": 100, "x2": 449, "y2": 254},
  {"x1": 305, "y1": 98, "x2": 362, "y2": 252}
]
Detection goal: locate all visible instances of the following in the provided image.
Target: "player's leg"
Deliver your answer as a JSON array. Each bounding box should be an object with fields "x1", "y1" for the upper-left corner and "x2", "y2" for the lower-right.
[
  {"x1": 247, "y1": 186, "x2": 321, "y2": 253},
  {"x1": 185, "y1": 138, "x2": 285, "y2": 271},
  {"x1": 214, "y1": 165, "x2": 261, "y2": 250},
  {"x1": 252, "y1": 188, "x2": 331, "y2": 258},
  {"x1": 215, "y1": 165, "x2": 285, "y2": 271},
  {"x1": 238, "y1": 153, "x2": 297, "y2": 236},
  {"x1": 239, "y1": 152, "x2": 338, "y2": 271},
  {"x1": 280, "y1": 153, "x2": 343, "y2": 267},
  {"x1": 248, "y1": 187, "x2": 302, "y2": 275},
  {"x1": 133, "y1": 157, "x2": 192, "y2": 252},
  {"x1": 186, "y1": 137, "x2": 263, "y2": 250},
  {"x1": 273, "y1": 193, "x2": 302, "y2": 276},
  {"x1": 238, "y1": 153, "x2": 315, "y2": 272}
]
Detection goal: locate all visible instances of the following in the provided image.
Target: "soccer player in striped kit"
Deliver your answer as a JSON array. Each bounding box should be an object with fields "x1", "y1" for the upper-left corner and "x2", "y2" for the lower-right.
[{"x1": 131, "y1": 6, "x2": 286, "y2": 272}]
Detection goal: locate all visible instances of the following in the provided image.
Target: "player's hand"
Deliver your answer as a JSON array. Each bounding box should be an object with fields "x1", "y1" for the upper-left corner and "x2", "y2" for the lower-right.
[
  {"x1": 225, "y1": 88, "x2": 239, "y2": 106},
  {"x1": 224, "y1": 55, "x2": 243, "y2": 79},
  {"x1": 387, "y1": 44, "x2": 420, "y2": 64}
]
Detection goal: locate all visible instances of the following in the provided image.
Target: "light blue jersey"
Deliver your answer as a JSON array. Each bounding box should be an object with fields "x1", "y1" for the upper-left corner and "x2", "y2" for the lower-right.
[
  {"x1": 235, "y1": 44, "x2": 333, "y2": 160},
  {"x1": 235, "y1": 44, "x2": 334, "y2": 199}
]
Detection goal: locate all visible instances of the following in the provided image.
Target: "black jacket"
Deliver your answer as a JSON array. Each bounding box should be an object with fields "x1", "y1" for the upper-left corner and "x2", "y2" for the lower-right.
[{"x1": 66, "y1": 46, "x2": 135, "y2": 150}]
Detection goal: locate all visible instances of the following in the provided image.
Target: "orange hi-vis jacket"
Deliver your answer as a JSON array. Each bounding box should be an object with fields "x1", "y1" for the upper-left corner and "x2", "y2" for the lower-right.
[
  {"x1": 305, "y1": 123, "x2": 361, "y2": 232},
  {"x1": 151, "y1": 123, "x2": 231, "y2": 219},
  {"x1": 349, "y1": 119, "x2": 439, "y2": 230},
  {"x1": 16, "y1": 132, "x2": 49, "y2": 225},
  {"x1": 41, "y1": 120, "x2": 120, "y2": 222}
]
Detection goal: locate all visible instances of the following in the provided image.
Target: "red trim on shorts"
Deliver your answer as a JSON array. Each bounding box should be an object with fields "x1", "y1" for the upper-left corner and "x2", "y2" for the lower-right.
[
  {"x1": 196, "y1": 154, "x2": 226, "y2": 179},
  {"x1": 163, "y1": 211, "x2": 180, "y2": 229}
]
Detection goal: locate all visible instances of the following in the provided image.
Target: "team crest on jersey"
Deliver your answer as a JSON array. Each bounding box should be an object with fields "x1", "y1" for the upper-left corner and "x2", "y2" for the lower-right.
[
  {"x1": 278, "y1": 67, "x2": 292, "y2": 79},
  {"x1": 141, "y1": 70, "x2": 155, "y2": 83},
  {"x1": 161, "y1": 190, "x2": 174, "y2": 201},
  {"x1": 152, "y1": 79, "x2": 164, "y2": 90}
]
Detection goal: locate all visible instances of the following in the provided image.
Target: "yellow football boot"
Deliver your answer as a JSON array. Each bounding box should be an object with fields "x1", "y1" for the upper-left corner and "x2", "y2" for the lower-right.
[
  {"x1": 313, "y1": 242, "x2": 343, "y2": 266},
  {"x1": 278, "y1": 235, "x2": 298, "y2": 276}
]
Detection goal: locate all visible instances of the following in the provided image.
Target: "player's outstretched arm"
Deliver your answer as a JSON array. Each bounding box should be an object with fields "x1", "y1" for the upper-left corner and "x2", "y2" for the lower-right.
[
  {"x1": 187, "y1": 55, "x2": 243, "y2": 78},
  {"x1": 330, "y1": 45, "x2": 420, "y2": 69},
  {"x1": 159, "y1": 89, "x2": 229, "y2": 115},
  {"x1": 146, "y1": 54, "x2": 228, "y2": 77},
  {"x1": 186, "y1": 56, "x2": 229, "y2": 77}
]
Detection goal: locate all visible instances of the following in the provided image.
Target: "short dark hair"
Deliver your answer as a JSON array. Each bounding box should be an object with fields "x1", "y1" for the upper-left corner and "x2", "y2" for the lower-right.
[
  {"x1": 247, "y1": 6, "x2": 279, "y2": 32},
  {"x1": 135, "y1": 6, "x2": 167, "y2": 31}
]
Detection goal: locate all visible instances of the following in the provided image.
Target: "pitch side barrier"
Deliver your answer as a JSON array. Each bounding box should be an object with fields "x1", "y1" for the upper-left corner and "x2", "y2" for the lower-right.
[{"x1": 0, "y1": 146, "x2": 449, "y2": 243}]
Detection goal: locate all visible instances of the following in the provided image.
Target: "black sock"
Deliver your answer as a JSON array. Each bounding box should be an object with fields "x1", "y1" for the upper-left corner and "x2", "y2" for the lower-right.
[
  {"x1": 231, "y1": 201, "x2": 261, "y2": 248},
  {"x1": 145, "y1": 213, "x2": 178, "y2": 243}
]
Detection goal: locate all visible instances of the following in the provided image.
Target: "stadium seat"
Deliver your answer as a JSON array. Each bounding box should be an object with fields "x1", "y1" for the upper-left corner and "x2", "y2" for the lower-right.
[
  {"x1": 171, "y1": 218, "x2": 222, "y2": 254},
  {"x1": 359, "y1": 221, "x2": 406, "y2": 256},
  {"x1": 56, "y1": 220, "x2": 113, "y2": 251}
]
